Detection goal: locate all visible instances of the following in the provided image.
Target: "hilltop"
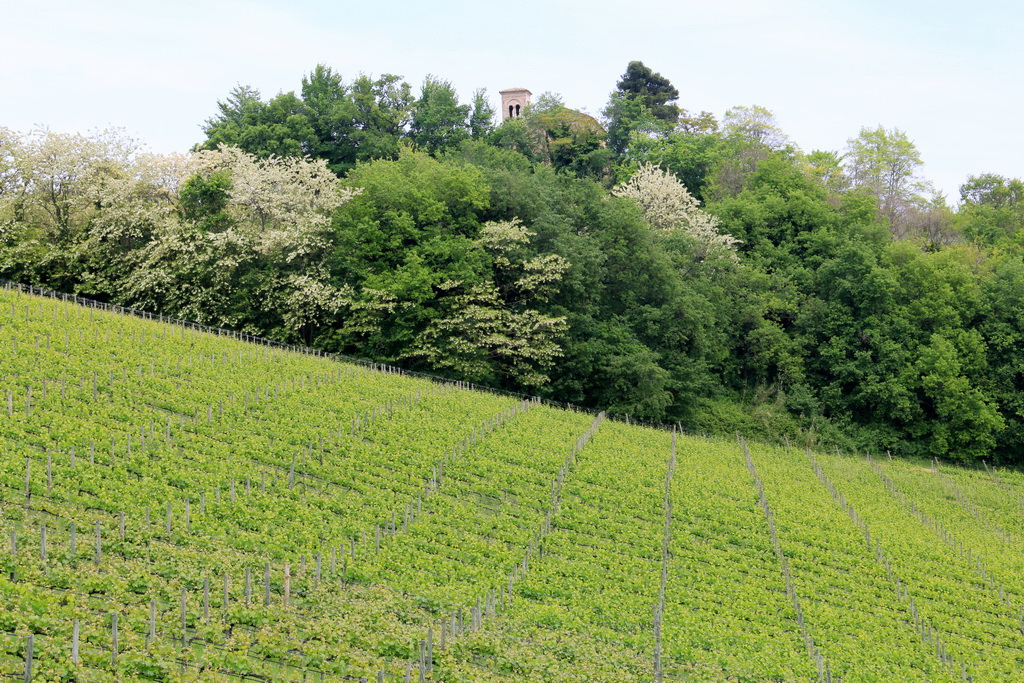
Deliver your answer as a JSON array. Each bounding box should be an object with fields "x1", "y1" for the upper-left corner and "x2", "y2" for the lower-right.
[{"x1": 6, "y1": 60, "x2": 1024, "y2": 466}]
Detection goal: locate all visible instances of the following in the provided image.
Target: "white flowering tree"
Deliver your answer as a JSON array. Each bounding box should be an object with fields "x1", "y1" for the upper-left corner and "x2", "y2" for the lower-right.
[
  {"x1": 186, "y1": 145, "x2": 360, "y2": 258},
  {"x1": 613, "y1": 162, "x2": 741, "y2": 263},
  {"x1": 0, "y1": 130, "x2": 358, "y2": 338},
  {"x1": 0, "y1": 128, "x2": 178, "y2": 287},
  {"x1": 121, "y1": 145, "x2": 360, "y2": 339}
]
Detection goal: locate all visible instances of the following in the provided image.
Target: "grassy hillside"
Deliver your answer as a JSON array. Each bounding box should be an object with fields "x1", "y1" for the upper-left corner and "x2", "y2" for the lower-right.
[{"x1": 1, "y1": 283, "x2": 1023, "y2": 681}]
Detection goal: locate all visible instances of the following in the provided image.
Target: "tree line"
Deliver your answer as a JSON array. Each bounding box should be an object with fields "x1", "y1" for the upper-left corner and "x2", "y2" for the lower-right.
[{"x1": 3, "y1": 61, "x2": 1024, "y2": 465}]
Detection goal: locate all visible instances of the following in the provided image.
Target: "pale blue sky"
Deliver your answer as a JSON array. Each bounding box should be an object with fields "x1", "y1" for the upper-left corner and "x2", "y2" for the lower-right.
[{"x1": 2, "y1": 0, "x2": 1021, "y2": 202}]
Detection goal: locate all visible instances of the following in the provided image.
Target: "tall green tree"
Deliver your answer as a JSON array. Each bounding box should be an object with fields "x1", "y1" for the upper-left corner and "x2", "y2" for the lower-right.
[
  {"x1": 468, "y1": 88, "x2": 496, "y2": 139},
  {"x1": 409, "y1": 76, "x2": 471, "y2": 155},
  {"x1": 341, "y1": 74, "x2": 414, "y2": 166},
  {"x1": 722, "y1": 105, "x2": 790, "y2": 150},
  {"x1": 603, "y1": 92, "x2": 665, "y2": 157},
  {"x1": 804, "y1": 150, "x2": 849, "y2": 196},
  {"x1": 615, "y1": 61, "x2": 680, "y2": 123},
  {"x1": 845, "y1": 126, "x2": 930, "y2": 229},
  {"x1": 329, "y1": 152, "x2": 570, "y2": 388},
  {"x1": 198, "y1": 86, "x2": 316, "y2": 158},
  {"x1": 198, "y1": 71, "x2": 416, "y2": 175},
  {"x1": 956, "y1": 173, "x2": 1024, "y2": 247},
  {"x1": 603, "y1": 61, "x2": 680, "y2": 156},
  {"x1": 978, "y1": 256, "x2": 1024, "y2": 463},
  {"x1": 702, "y1": 106, "x2": 790, "y2": 202},
  {"x1": 329, "y1": 152, "x2": 491, "y2": 361},
  {"x1": 300, "y1": 64, "x2": 353, "y2": 174}
]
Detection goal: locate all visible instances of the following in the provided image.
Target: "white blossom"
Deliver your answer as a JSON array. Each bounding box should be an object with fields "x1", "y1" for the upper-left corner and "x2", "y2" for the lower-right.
[
  {"x1": 613, "y1": 162, "x2": 741, "y2": 263},
  {"x1": 188, "y1": 145, "x2": 360, "y2": 256}
]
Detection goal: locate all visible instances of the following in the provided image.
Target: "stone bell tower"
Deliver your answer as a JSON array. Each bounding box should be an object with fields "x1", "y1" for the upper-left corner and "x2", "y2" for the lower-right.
[{"x1": 499, "y1": 88, "x2": 532, "y2": 121}]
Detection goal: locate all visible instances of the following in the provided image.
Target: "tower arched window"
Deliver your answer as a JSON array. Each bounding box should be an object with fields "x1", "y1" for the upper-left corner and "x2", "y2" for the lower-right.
[{"x1": 500, "y1": 88, "x2": 532, "y2": 121}]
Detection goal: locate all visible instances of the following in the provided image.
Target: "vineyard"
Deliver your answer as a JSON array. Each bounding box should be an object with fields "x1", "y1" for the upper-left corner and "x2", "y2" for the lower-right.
[{"x1": 2, "y1": 283, "x2": 1024, "y2": 682}]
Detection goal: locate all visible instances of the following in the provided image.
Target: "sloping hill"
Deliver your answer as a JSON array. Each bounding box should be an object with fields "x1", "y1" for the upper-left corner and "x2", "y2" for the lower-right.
[{"x1": 1, "y1": 283, "x2": 1023, "y2": 681}]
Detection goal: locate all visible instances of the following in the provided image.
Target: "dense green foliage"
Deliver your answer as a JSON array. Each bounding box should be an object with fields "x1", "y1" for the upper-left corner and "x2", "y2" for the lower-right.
[
  {"x1": 3, "y1": 287, "x2": 1024, "y2": 680},
  {"x1": 4, "y1": 61, "x2": 1024, "y2": 465}
]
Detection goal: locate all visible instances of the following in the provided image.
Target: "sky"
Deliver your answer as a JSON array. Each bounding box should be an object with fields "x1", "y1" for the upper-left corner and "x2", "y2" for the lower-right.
[{"x1": 2, "y1": 0, "x2": 1021, "y2": 203}]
